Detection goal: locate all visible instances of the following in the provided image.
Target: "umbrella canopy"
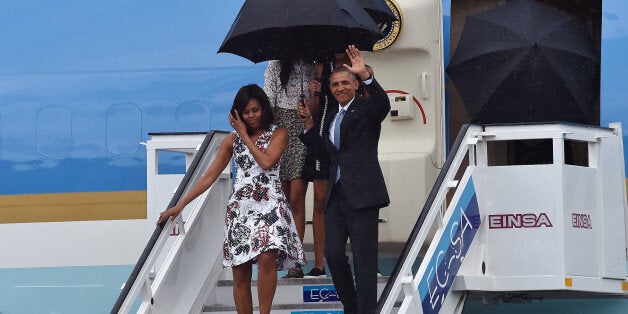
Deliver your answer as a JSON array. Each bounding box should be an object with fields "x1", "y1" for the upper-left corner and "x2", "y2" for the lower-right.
[
  {"x1": 355, "y1": 0, "x2": 397, "y2": 25},
  {"x1": 218, "y1": 0, "x2": 383, "y2": 63},
  {"x1": 446, "y1": 0, "x2": 600, "y2": 124}
]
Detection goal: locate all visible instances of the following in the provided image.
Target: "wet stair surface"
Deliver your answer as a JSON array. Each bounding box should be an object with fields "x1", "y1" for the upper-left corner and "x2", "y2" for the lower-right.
[
  {"x1": 202, "y1": 253, "x2": 401, "y2": 313},
  {"x1": 203, "y1": 277, "x2": 391, "y2": 313}
]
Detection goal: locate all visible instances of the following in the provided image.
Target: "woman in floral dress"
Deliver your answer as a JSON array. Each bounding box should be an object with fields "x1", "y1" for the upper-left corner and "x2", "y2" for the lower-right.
[{"x1": 158, "y1": 84, "x2": 305, "y2": 314}]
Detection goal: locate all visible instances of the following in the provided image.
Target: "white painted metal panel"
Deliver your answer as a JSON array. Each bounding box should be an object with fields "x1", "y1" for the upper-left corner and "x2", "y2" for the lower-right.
[
  {"x1": 562, "y1": 165, "x2": 599, "y2": 277},
  {"x1": 481, "y1": 165, "x2": 561, "y2": 277},
  {"x1": 599, "y1": 134, "x2": 628, "y2": 279}
]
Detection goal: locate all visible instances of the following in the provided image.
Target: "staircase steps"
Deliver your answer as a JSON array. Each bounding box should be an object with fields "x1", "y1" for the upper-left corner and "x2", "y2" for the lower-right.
[{"x1": 203, "y1": 276, "x2": 393, "y2": 313}]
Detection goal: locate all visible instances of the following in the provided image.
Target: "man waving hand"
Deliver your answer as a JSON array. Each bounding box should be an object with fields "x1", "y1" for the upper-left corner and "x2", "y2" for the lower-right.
[{"x1": 298, "y1": 45, "x2": 390, "y2": 314}]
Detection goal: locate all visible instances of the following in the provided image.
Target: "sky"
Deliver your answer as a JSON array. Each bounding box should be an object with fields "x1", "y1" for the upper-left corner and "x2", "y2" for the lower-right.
[{"x1": 0, "y1": 0, "x2": 251, "y2": 74}]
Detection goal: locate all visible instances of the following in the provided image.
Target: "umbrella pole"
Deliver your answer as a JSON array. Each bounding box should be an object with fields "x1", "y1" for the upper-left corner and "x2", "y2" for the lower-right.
[
  {"x1": 297, "y1": 59, "x2": 306, "y2": 118},
  {"x1": 300, "y1": 59, "x2": 305, "y2": 104}
]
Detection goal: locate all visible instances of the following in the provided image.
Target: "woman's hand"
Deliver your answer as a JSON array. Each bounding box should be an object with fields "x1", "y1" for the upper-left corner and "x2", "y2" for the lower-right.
[
  {"x1": 157, "y1": 205, "x2": 183, "y2": 224},
  {"x1": 298, "y1": 99, "x2": 314, "y2": 129},
  {"x1": 229, "y1": 110, "x2": 247, "y2": 135},
  {"x1": 309, "y1": 78, "x2": 321, "y2": 97}
]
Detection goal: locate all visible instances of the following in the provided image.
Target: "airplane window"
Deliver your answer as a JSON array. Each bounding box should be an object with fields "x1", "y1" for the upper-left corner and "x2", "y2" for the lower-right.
[
  {"x1": 106, "y1": 104, "x2": 142, "y2": 157},
  {"x1": 172, "y1": 101, "x2": 211, "y2": 132},
  {"x1": 36, "y1": 105, "x2": 72, "y2": 158}
]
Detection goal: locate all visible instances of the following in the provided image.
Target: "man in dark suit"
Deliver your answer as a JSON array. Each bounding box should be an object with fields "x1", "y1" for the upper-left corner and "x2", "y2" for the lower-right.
[{"x1": 298, "y1": 45, "x2": 390, "y2": 313}]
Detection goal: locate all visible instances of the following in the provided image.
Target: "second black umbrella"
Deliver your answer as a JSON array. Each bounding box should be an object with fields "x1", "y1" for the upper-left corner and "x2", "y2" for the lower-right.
[{"x1": 446, "y1": 0, "x2": 600, "y2": 124}]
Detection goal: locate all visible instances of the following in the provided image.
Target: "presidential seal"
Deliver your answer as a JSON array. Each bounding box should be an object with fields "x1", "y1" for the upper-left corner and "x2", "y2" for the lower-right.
[{"x1": 373, "y1": 0, "x2": 402, "y2": 51}]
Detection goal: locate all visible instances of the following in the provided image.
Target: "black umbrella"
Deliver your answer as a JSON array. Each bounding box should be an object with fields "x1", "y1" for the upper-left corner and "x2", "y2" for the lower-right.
[
  {"x1": 218, "y1": 0, "x2": 383, "y2": 63},
  {"x1": 445, "y1": 0, "x2": 600, "y2": 124},
  {"x1": 355, "y1": 0, "x2": 397, "y2": 25}
]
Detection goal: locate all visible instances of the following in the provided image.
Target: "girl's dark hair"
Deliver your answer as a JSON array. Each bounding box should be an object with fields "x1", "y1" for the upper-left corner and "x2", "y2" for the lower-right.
[
  {"x1": 231, "y1": 84, "x2": 274, "y2": 134},
  {"x1": 279, "y1": 60, "x2": 293, "y2": 88}
]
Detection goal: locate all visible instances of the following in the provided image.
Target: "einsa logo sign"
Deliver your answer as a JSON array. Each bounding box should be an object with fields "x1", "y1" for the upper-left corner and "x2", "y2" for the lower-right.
[
  {"x1": 572, "y1": 213, "x2": 592, "y2": 229},
  {"x1": 488, "y1": 213, "x2": 553, "y2": 229}
]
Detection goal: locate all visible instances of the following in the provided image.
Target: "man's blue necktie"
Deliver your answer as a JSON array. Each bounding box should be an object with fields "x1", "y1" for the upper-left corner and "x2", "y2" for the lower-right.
[{"x1": 334, "y1": 108, "x2": 345, "y2": 182}]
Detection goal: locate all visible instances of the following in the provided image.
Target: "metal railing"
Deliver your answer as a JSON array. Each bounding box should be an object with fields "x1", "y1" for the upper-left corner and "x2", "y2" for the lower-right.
[
  {"x1": 377, "y1": 124, "x2": 475, "y2": 312},
  {"x1": 111, "y1": 130, "x2": 229, "y2": 313}
]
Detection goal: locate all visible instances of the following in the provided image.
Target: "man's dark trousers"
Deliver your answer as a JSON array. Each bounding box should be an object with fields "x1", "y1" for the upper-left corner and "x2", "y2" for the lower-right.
[{"x1": 325, "y1": 181, "x2": 379, "y2": 314}]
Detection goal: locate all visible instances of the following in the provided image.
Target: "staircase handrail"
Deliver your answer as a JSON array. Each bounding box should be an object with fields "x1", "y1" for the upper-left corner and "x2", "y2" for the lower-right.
[
  {"x1": 111, "y1": 130, "x2": 227, "y2": 313},
  {"x1": 377, "y1": 124, "x2": 474, "y2": 312}
]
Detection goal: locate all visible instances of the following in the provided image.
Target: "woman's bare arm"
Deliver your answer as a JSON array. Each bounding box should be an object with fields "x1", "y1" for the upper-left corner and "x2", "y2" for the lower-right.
[
  {"x1": 237, "y1": 127, "x2": 288, "y2": 170},
  {"x1": 157, "y1": 133, "x2": 234, "y2": 223}
]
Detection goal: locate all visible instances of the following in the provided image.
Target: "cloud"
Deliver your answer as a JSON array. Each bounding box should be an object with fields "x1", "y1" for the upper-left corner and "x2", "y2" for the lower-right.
[
  {"x1": 602, "y1": 2, "x2": 628, "y2": 39},
  {"x1": 603, "y1": 12, "x2": 619, "y2": 21}
]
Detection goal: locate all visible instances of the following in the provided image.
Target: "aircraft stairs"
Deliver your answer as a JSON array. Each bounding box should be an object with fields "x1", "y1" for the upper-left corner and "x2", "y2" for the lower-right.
[
  {"x1": 110, "y1": 130, "x2": 392, "y2": 313},
  {"x1": 377, "y1": 122, "x2": 628, "y2": 313},
  {"x1": 112, "y1": 122, "x2": 628, "y2": 313}
]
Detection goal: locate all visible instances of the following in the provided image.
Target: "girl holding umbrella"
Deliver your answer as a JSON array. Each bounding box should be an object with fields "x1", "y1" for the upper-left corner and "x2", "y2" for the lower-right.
[{"x1": 263, "y1": 59, "x2": 316, "y2": 278}]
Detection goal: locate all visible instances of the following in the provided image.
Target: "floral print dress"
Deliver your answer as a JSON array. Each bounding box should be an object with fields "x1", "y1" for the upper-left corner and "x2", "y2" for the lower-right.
[
  {"x1": 264, "y1": 60, "x2": 315, "y2": 181},
  {"x1": 223, "y1": 125, "x2": 306, "y2": 270}
]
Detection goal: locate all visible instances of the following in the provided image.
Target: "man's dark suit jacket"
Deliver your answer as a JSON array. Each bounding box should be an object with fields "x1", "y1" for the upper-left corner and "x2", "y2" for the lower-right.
[{"x1": 299, "y1": 78, "x2": 390, "y2": 210}]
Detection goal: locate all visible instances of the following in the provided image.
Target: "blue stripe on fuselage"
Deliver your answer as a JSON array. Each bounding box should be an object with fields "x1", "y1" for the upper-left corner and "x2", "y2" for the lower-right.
[{"x1": 0, "y1": 67, "x2": 264, "y2": 194}]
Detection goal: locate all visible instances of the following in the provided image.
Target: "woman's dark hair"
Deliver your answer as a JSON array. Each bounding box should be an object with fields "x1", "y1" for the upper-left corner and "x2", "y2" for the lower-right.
[
  {"x1": 279, "y1": 60, "x2": 293, "y2": 88},
  {"x1": 231, "y1": 84, "x2": 274, "y2": 134}
]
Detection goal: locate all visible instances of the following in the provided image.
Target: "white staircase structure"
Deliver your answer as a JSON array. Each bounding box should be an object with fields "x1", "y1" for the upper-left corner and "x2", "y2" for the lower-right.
[
  {"x1": 378, "y1": 122, "x2": 628, "y2": 313},
  {"x1": 112, "y1": 131, "x2": 232, "y2": 313}
]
